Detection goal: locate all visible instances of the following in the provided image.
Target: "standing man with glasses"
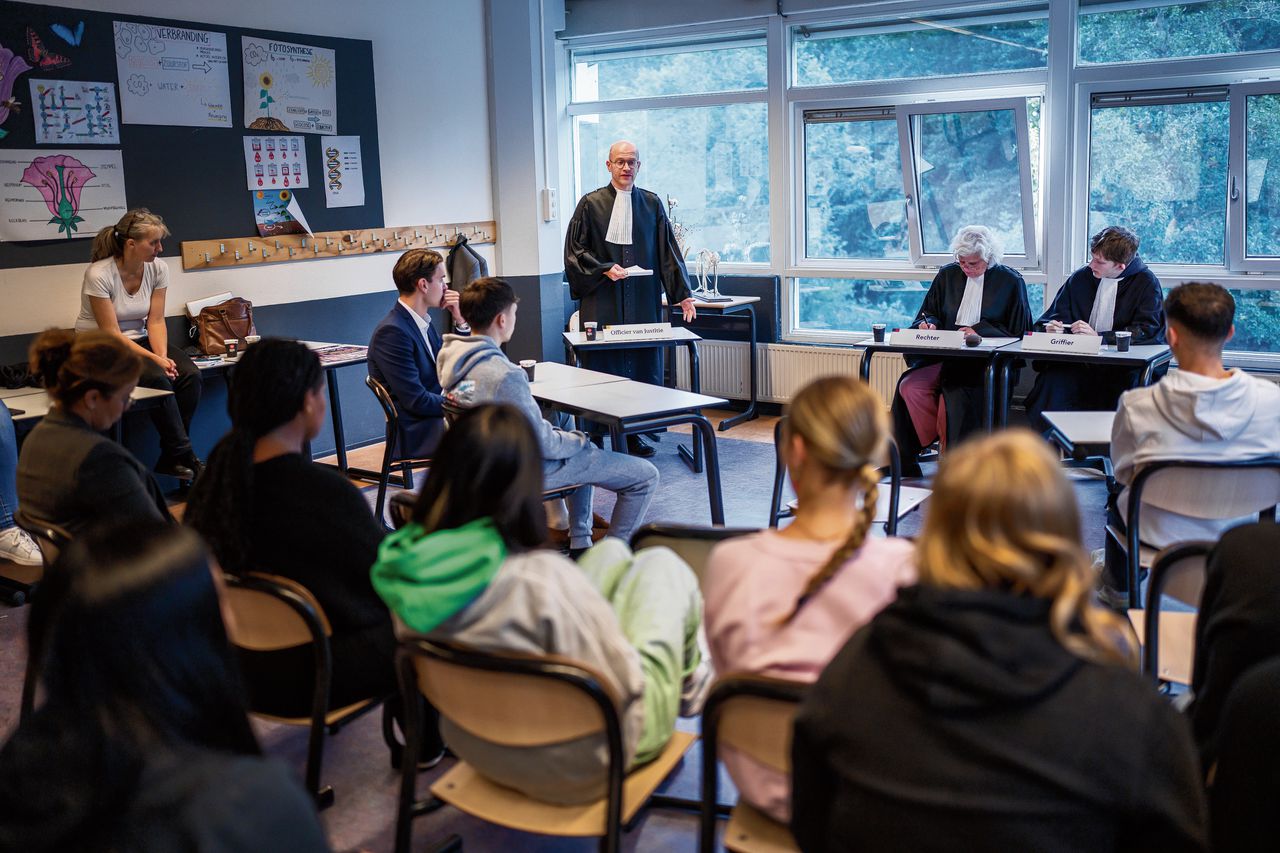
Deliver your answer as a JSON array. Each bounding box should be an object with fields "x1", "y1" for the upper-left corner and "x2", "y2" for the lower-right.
[{"x1": 565, "y1": 140, "x2": 697, "y2": 457}]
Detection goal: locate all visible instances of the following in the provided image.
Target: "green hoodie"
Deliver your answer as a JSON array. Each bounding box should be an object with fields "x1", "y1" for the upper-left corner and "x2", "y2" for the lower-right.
[{"x1": 370, "y1": 517, "x2": 506, "y2": 634}]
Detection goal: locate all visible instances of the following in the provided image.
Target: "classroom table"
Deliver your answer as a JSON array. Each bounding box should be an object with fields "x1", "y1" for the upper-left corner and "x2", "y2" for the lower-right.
[
  {"x1": 666, "y1": 294, "x2": 762, "y2": 431},
  {"x1": 992, "y1": 341, "x2": 1172, "y2": 427},
  {"x1": 197, "y1": 340, "x2": 368, "y2": 475},
  {"x1": 529, "y1": 363, "x2": 728, "y2": 524},
  {"x1": 1043, "y1": 409, "x2": 1118, "y2": 490},
  {"x1": 858, "y1": 334, "x2": 1020, "y2": 431},
  {"x1": 3, "y1": 385, "x2": 173, "y2": 423},
  {"x1": 563, "y1": 327, "x2": 703, "y2": 393}
]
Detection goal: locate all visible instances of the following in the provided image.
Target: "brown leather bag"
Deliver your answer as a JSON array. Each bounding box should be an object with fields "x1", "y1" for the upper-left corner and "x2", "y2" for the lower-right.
[{"x1": 194, "y1": 297, "x2": 257, "y2": 355}]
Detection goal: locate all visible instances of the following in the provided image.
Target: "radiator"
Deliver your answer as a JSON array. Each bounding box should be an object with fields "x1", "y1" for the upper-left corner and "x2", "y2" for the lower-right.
[{"x1": 673, "y1": 342, "x2": 907, "y2": 407}]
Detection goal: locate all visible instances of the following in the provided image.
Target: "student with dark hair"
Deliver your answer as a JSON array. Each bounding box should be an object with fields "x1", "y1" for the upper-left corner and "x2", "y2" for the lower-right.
[
  {"x1": 17, "y1": 329, "x2": 171, "y2": 534},
  {"x1": 184, "y1": 339, "x2": 438, "y2": 761},
  {"x1": 78, "y1": 208, "x2": 202, "y2": 480},
  {"x1": 790, "y1": 431, "x2": 1207, "y2": 853},
  {"x1": 371, "y1": 404, "x2": 709, "y2": 805},
  {"x1": 366, "y1": 248, "x2": 469, "y2": 458},
  {"x1": 1101, "y1": 282, "x2": 1280, "y2": 605},
  {"x1": 0, "y1": 521, "x2": 330, "y2": 852},
  {"x1": 437, "y1": 276, "x2": 658, "y2": 552},
  {"x1": 1025, "y1": 225, "x2": 1166, "y2": 432},
  {"x1": 703, "y1": 375, "x2": 914, "y2": 821}
]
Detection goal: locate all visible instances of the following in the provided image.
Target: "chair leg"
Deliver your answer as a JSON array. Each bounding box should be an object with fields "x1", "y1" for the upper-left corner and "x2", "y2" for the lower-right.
[
  {"x1": 375, "y1": 443, "x2": 395, "y2": 528},
  {"x1": 306, "y1": 710, "x2": 333, "y2": 810},
  {"x1": 401, "y1": 461, "x2": 415, "y2": 492}
]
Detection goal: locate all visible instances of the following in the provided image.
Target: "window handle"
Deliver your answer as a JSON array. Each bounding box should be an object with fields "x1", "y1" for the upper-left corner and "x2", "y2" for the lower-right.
[{"x1": 1230, "y1": 175, "x2": 1240, "y2": 202}]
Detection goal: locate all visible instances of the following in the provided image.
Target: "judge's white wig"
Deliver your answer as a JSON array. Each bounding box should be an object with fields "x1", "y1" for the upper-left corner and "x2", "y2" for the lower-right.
[{"x1": 949, "y1": 225, "x2": 1003, "y2": 266}]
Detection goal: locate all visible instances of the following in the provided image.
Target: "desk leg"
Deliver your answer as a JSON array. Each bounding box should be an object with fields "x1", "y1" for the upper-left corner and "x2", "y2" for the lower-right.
[
  {"x1": 693, "y1": 416, "x2": 725, "y2": 524},
  {"x1": 566, "y1": 342, "x2": 579, "y2": 368},
  {"x1": 859, "y1": 347, "x2": 878, "y2": 383},
  {"x1": 983, "y1": 362, "x2": 995, "y2": 432},
  {"x1": 719, "y1": 306, "x2": 758, "y2": 431},
  {"x1": 327, "y1": 368, "x2": 349, "y2": 474},
  {"x1": 995, "y1": 358, "x2": 1011, "y2": 428},
  {"x1": 609, "y1": 423, "x2": 625, "y2": 454}
]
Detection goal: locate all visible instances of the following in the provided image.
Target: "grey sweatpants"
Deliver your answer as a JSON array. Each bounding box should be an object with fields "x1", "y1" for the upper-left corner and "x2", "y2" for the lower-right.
[{"x1": 543, "y1": 445, "x2": 658, "y2": 549}]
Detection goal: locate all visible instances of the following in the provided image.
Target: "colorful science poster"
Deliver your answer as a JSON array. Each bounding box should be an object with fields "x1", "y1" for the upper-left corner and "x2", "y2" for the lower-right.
[
  {"x1": 0, "y1": 149, "x2": 127, "y2": 242},
  {"x1": 243, "y1": 134, "x2": 309, "y2": 191},
  {"x1": 30, "y1": 79, "x2": 120, "y2": 145},
  {"x1": 253, "y1": 189, "x2": 305, "y2": 236},
  {"x1": 241, "y1": 37, "x2": 336, "y2": 135},
  {"x1": 322, "y1": 135, "x2": 364, "y2": 208},
  {"x1": 113, "y1": 22, "x2": 231, "y2": 128}
]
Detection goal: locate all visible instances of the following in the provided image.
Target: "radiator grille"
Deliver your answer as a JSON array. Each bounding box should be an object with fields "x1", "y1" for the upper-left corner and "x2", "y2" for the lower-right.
[{"x1": 673, "y1": 342, "x2": 906, "y2": 406}]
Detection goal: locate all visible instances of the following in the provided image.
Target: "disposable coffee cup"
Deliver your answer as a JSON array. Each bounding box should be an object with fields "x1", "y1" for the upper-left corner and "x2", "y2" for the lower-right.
[
  {"x1": 1114, "y1": 331, "x2": 1132, "y2": 352},
  {"x1": 519, "y1": 359, "x2": 537, "y2": 381},
  {"x1": 584, "y1": 321, "x2": 598, "y2": 341},
  {"x1": 872, "y1": 323, "x2": 886, "y2": 343},
  {"x1": 244, "y1": 335, "x2": 261, "y2": 346},
  {"x1": 223, "y1": 339, "x2": 239, "y2": 357}
]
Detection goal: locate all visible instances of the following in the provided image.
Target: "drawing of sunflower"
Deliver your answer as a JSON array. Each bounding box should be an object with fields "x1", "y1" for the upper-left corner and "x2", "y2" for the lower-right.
[{"x1": 259, "y1": 72, "x2": 273, "y2": 89}]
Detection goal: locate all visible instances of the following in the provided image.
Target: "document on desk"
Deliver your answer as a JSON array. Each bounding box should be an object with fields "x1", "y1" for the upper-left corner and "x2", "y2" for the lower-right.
[{"x1": 622, "y1": 265, "x2": 653, "y2": 276}]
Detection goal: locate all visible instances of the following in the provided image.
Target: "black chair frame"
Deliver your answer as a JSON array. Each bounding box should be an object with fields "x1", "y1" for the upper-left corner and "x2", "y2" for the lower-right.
[
  {"x1": 226, "y1": 573, "x2": 387, "y2": 809},
  {"x1": 769, "y1": 417, "x2": 903, "y2": 533},
  {"x1": 364, "y1": 376, "x2": 433, "y2": 527},
  {"x1": 395, "y1": 638, "x2": 698, "y2": 853},
  {"x1": 699, "y1": 675, "x2": 807, "y2": 853},
  {"x1": 630, "y1": 522, "x2": 761, "y2": 551},
  {"x1": 1141, "y1": 540, "x2": 1215, "y2": 684},
  {"x1": 1115, "y1": 457, "x2": 1280, "y2": 610},
  {"x1": 7, "y1": 509, "x2": 68, "y2": 606}
]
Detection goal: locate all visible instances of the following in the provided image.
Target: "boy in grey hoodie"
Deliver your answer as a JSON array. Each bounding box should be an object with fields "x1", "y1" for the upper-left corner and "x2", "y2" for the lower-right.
[
  {"x1": 436, "y1": 277, "x2": 659, "y2": 550},
  {"x1": 1104, "y1": 282, "x2": 1280, "y2": 599}
]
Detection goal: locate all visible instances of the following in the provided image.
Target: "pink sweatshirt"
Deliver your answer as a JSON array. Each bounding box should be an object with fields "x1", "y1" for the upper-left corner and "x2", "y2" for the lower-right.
[{"x1": 704, "y1": 530, "x2": 917, "y2": 822}]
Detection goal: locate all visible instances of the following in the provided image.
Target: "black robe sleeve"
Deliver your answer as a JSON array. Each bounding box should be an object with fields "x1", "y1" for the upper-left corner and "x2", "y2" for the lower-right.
[
  {"x1": 1114, "y1": 268, "x2": 1166, "y2": 346},
  {"x1": 912, "y1": 268, "x2": 949, "y2": 328},
  {"x1": 563, "y1": 191, "x2": 615, "y2": 302}
]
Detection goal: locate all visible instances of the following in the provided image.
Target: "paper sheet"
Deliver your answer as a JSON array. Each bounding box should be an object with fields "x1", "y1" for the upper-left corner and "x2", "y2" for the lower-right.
[
  {"x1": 243, "y1": 134, "x2": 309, "y2": 191},
  {"x1": 622, "y1": 265, "x2": 652, "y2": 276},
  {"x1": 30, "y1": 79, "x2": 119, "y2": 144},
  {"x1": 0, "y1": 149, "x2": 127, "y2": 241},
  {"x1": 242, "y1": 36, "x2": 336, "y2": 134},
  {"x1": 322, "y1": 135, "x2": 364, "y2": 208},
  {"x1": 113, "y1": 22, "x2": 231, "y2": 127}
]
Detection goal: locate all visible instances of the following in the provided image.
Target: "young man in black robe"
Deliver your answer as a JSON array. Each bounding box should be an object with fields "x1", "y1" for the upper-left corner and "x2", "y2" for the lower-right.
[
  {"x1": 1024, "y1": 226, "x2": 1166, "y2": 433},
  {"x1": 564, "y1": 140, "x2": 697, "y2": 457}
]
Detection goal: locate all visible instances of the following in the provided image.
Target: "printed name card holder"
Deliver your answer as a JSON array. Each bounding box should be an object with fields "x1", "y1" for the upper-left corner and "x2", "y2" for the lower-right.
[
  {"x1": 1021, "y1": 332, "x2": 1103, "y2": 355},
  {"x1": 889, "y1": 329, "x2": 965, "y2": 348},
  {"x1": 599, "y1": 322, "x2": 674, "y2": 343}
]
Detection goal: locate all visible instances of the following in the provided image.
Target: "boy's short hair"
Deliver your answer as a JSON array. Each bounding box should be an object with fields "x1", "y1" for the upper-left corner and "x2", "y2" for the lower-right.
[
  {"x1": 391, "y1": 249, "x2": 444, "y2": 296},
  {"x1": 1165, "y1": 282, "x2": 1235, "y2": 345},
  {"x1": 460, "y1": 277, "x2": 518, "y2": 330},
  {"x1": 1089, "y1": 226, "x2": 1140, "y2": 266}
]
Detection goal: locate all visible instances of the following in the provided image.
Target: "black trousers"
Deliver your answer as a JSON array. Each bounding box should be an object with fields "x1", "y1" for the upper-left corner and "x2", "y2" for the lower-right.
[{"x1": 136, "y1": 339, "x2": 202, "y2": 458}]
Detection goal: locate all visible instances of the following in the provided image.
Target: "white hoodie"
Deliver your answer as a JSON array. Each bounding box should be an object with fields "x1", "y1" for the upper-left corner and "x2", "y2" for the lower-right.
[{"x1": 1111, "y1": 368, "x2": 1280, "y2": 546}]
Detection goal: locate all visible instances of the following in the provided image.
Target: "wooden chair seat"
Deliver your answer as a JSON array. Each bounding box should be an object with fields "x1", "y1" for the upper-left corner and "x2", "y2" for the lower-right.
[
  {"x1": 429, "y1": 731, "x2": 696, "y2": 837},
  {"x1": 724, "y1": 801, "x2": 799, "y2": 853},
  {"x1": 1127, "y1": 609, "x2": 1197, "y2": 685},
  {"x1": 251, "y1": 696, "x2": 381, "y2": 728}
]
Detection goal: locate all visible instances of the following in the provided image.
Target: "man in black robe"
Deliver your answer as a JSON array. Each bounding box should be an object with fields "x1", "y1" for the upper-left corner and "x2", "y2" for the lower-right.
[
  {"x1": 1024, "y1": 226, "x2": 1166, "y2": 433},
  {"x1": 564, "y1": 140, "x2": 697, "y2": 456}
]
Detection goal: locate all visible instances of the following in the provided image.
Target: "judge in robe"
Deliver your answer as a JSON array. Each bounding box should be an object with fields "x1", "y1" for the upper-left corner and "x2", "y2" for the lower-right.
[
  {"x1": 564, "y1": 140, "x2": 697, "y2": 457},
  {"x1": 1024, "y1": 225, "x2": 1166, "y2": 433},
  {"x1": 891, "y1": 225, "x2": 1032, "y2": 476}
]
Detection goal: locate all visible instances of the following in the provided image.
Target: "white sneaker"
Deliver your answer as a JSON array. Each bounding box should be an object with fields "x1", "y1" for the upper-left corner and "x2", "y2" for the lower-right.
[{"x1": 0, "y1": 526, "x2": 42, "y2": 567}]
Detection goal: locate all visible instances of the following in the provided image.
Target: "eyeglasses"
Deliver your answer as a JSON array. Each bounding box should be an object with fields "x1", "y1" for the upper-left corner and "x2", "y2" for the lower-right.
[{"x1": 610, "y1": 159, "x2": 640, "y2": 169}]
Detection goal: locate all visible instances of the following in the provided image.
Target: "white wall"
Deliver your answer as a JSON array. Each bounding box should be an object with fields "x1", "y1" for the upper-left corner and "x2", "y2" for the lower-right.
[{"x1": 0, "y1": 0, "x2": 493, "y2": 337}]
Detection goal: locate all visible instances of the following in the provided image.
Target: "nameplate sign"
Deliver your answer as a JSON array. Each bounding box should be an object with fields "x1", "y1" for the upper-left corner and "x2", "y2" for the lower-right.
[
  {"x1": 599, "y1": 322, "x2": 674, "y2": 342},
  {"x1": 1021, "y1": 332, "x2": 1103, "y2": 355},
  {"x1": 889, "y1": 329, "x2": 965, "y2": 348}
]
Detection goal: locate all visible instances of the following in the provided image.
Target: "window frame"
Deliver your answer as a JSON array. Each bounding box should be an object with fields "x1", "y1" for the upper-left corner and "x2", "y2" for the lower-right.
[{"x1": 1228, "y1": 80, "x2": 1280, "y2": 272}]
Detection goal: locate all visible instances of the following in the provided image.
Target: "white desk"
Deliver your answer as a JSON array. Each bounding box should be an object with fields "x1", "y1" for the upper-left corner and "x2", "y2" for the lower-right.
[
  {"x1": 1043, "y1": 410, "x2": 1117, "y2": 490},
  {"x1": 563, "y1": 327, "x2": 704, "y2": 395},
  {"x1": 4, "y1": 386, "x2": 172, "y2": 423}
]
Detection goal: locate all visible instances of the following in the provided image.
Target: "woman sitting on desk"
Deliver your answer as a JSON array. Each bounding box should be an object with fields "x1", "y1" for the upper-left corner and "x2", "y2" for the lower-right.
[
  {"x1": 890, "y1": 224, "x2": 1031, "y2": 476},
  {"x1": 76, "y1": 209, "x2": 202, "y2": 480},
  {"x1": 17, "y1": 329, "x2": 171, "y2": 535}
]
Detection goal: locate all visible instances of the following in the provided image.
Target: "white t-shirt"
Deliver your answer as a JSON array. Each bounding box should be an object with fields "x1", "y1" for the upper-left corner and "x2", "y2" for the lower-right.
[{"x1": 75, "y1": 257, "x2": 169, "y2": 339}]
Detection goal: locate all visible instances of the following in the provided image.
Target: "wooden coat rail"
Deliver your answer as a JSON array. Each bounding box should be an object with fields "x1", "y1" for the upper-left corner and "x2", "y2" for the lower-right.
[{"x1": 179, "y1": 221, "x2": 497, "y2": 271}]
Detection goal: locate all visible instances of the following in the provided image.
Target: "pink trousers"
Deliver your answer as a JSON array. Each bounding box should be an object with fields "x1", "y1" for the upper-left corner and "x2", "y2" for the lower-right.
[{"x1": 898, "y1": 363, "x2": 949, "y2": 451}]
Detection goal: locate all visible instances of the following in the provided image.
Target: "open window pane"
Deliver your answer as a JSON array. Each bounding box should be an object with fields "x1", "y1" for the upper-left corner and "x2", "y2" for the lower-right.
[
  {"x1": 1245, "y1": 93, "x2": 1280, "y2": 259},
  {"x1": 909, "y1": 107, "x2": 1029, "y2": 257},
  {"x1": 574, "y1": 103, "x2": 770, "y2": 263},
  {"x1": 572, "y1": 38, "x2": 766, "y2": 102},
  {"x1": 1078, "y1": 1, "x2": 1280, "y2": 66},
  {"x1": 1088, "y1": 97, "x2": 1228, "y2": 265},
  {"x1": 803, "y1": 115, "x2": 908, "y2": 260},
  {"x1": 792, "y1": 7, "x2": 1048, "y2": 88}
]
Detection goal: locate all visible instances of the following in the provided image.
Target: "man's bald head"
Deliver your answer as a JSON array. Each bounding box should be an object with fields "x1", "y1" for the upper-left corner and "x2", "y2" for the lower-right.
[{"x1": 606, "y1": 140, "x2": 640, "y2": 191}]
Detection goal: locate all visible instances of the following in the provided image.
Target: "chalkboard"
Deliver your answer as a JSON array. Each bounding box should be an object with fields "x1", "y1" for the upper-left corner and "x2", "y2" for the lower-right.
[{"x1": 0, "y1": 0, "x2": 383, "y2": 269}]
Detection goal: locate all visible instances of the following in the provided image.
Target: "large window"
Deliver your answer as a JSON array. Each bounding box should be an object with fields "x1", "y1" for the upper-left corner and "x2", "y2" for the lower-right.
[
  {"x1": 1078, "y1": 0, "x2": 1280, "y2": 66},
  {"x1": 1236, "y1": 86, "x2": 1280, "y2": 265},
  {"x1": 569, "y1": 36, "x2": 770, "y2": 263}
]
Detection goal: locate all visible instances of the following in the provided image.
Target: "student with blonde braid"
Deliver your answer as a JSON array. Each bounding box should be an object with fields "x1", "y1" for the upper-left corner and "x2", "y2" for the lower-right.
[{"x1": 703, "y1": 375, "x2": 915, "y2": 822}]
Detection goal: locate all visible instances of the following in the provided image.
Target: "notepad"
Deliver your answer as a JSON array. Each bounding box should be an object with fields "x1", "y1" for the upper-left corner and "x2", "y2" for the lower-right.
[{"x1": 622, "y1": 265, "x2": 653, "y2": 276}]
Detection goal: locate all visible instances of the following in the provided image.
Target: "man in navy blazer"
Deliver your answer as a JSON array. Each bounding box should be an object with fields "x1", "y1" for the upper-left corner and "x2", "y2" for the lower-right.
[
  {"x1": 367, "y1": 249, "x2": 468, "y2": 459},
  {"x1": 1024, "y1": 226, "x2": 1166, "y2": 433}
]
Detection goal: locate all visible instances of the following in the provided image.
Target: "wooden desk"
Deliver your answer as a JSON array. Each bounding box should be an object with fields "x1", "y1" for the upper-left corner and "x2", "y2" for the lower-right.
[
  {"x1": 667, "y1": 294, "x2": 762, "y2": 431},
  {"x1": 530, "y1": 367, "x2": 728, "y2": 524},
  {"x1": 858, "y1": 334, "x2": 1020, "y2": 431},
  {"x1": 197, "y1": 340, "x2": 368, "y2": 475}
]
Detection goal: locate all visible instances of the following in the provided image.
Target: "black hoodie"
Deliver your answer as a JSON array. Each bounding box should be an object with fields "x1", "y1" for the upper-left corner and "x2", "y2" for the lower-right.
[{"x1": 791, "y1": 585, "x2": 1207, "y2": 852}]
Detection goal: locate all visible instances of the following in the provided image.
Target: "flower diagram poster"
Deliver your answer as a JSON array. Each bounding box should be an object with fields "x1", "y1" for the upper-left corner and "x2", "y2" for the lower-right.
[
  {"x1": 242, "y1": 37, "x2": 336, "y2": 135},
  {"x1": 243, "y1": 135, "x2": 309, "y2": 191},
  {"x1": 113, "y1": 22, "x2": 232, "y2": 128},
  {"x1": 0, "y1": 149, "x2": 127, "y2": 242}
]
